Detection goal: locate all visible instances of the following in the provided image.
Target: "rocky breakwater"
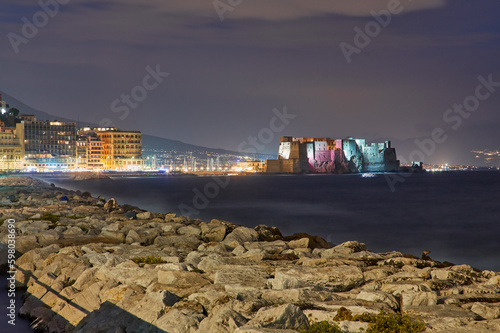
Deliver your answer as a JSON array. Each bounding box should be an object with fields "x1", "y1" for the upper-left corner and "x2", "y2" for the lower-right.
[{"x1": 1, "y1": 176, "x2": 500, "y2": 333}]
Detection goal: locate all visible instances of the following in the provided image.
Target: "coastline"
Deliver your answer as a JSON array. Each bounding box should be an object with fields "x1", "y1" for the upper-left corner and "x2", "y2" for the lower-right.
[{"x1": 1, "y1": 175, "x2": 499, "y2": 333}]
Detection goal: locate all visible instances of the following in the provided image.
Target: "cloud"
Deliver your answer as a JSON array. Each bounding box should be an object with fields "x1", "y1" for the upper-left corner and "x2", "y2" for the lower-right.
[{"x1": 65, "y1": 0, "x2": 447, "y2": 20}]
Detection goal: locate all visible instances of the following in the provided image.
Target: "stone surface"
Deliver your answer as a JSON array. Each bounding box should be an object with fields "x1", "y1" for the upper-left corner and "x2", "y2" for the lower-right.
[
  {"x1": 244, "y1": 304, "x2": 309, "y2": 330},
  {"x1": 271, "y1": 266, "x2": 364, "y2": 291}
]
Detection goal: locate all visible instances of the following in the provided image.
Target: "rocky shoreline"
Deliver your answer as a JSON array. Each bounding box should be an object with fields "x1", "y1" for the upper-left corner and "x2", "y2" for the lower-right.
[{"x1": 1, "y1": 176, "x2": 499, "y2": 333}]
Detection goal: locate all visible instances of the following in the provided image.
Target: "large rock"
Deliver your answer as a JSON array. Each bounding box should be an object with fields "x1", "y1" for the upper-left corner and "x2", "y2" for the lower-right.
[
  {"x1": 288, "y1": 238, "x2": 309, "y2": 249},
  {"x1": 154, "y1": 235, "x2": 202, "y2": 250},
  {"x1": 401, "y1": 291, "x2": 438, "y2": 311},
  {"x1": 254, "y1": 225, "x2": 283, "y2": 242},
  {"x1": 244, "y1": 240, "x2": 288, "y2": 254},
  {"x1": 214, "y1": 266, "x2": 270, "y2": 289},
  {"x1": 155, "y1": 309, "x2": 205, "y2": 333},
  {"x1": 37, "y1": 229, "x2": 61, "y2": 246},
  {"x1": 196, "y1": 307, "x2": 248, "y2": 333},
  {"x1": 200, "y1": 221, "x2": 227, "y2": 242},
  {"x1": 95, "y1": 261, "x2": 156, "y2": 288},
  {"x1": 178, "y1": 225, "x2": 202, "y2": 237},
  {"x1": 283, "y1": 233, "x2": 329, "y2": 249},
  {"x1": 356, "y1": 291, "x2": 399, "y2": 310},
  {"x1": 320, "y1": 241, "x2": 366, "y2": 258},
  {"x1": 103, "y1": 198, "x2": 119, "y2": 212},
  {"x1": 470, "y1": 303, "x2": 500, "y2": 320},
  {"x1": 136, "y1": 211, "x2": 151, "y2": 220},
  {"x1": 261, "y1": 288, "x2": 333, "y2": 304},
  {"x1": 157, "y1": 270, "x2": 211, "y2": 296},
  {"x1": 243, "y1": 304, "x2": 309, "y2": 330},
  {"x1": 223, "y1": 227, "x2": 259, "y2": 246},
  {"x1": 271, "y1": 266, "x2": 364, "y2": 291}
]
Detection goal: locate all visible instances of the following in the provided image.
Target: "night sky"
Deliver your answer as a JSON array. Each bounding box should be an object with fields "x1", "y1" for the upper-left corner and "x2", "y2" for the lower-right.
[{"x1": 1, "y1": 0, "x2": 499, "y2": 165}]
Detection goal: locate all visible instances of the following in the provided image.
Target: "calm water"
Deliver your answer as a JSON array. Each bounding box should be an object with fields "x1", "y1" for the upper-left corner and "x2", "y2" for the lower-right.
[{"x1": 47, "y1": 172, "x2": 500, "y2": 271}]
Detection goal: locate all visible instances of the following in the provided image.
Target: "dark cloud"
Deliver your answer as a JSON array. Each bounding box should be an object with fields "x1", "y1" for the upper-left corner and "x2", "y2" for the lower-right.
[{"x1": 0, "y1": 0, "x2": 499, "y2": 165}]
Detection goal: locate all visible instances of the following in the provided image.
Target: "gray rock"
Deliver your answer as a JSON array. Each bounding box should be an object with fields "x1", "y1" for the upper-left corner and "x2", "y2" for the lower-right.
[
  {"x1": 271, "y1": 266, "x2": 364, "y2": 291},
  {"x1": 197, "y1": 307, "x2": 248, "y2": 333},
  {"x1": 37, "y1": 230, "x2": 61, "y2": 246},
  {"x1": 136, "y1": 211, "x2": 152, "y2": 220},
  {"x1": 154, "y1": 235, "x2": 202, "y2": 250},
  {"x1": 401, "y1": 291, "x2": 438, "y2": 311},
  {"x1": 470, "y1": 303, "x2": 500, "y2": 320},
  {"x1": 243, "y1": 304, "x2": 309, "y2": 330},
  {"x1": 288, "y1": 238, "x2": 309, "y2": 249},
  {"x1": 223, "y1": 227, "x2": 259, "y2": 246},
  {"x1": 200, "y1": 222, "x2": 227, "y2": 242},
  {"x1": 103, "y1": 198, "x2": 119, "y2": 212},
  {"x1": 156, "y1": 309, "x2": 205, "y2": 333},
  {"x1": 244, "y1": 240, "x2": 288, "y2": 254},
  {"x1": 214, "y1": 266, "x2": 270, "y2": 289},
  {"x1": 178, "y1": 225, "x2": 202, "y2": 237},
  {"x1": 356, "y1": 291, "x2": 399, "y2": 310}
]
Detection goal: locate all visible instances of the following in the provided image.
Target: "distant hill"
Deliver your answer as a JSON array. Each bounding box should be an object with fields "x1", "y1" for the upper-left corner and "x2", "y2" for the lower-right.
[{"x1": 0, "y1": 90, "x2": 248, "y2": 156}]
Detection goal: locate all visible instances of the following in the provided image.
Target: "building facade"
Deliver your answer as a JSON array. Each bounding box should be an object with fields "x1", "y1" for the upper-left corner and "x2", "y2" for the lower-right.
[
  {"x1": 266, "y1": 136, "x2": 400, "y2": 173},
  {"x1": 0, "y1": 123, "x2": 24, "y2": 171},
  {"x1": 96, "y1": 130, "x2": 143, "y2": 170},
  {"x1": 23, "y1": 120, "x2": 77, "y2": 170}
]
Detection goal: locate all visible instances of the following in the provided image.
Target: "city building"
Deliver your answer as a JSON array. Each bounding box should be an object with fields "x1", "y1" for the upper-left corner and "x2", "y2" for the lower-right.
[
  {"x1": 95, "y1": 129, "x2": 143, "y2": 170},
  {"x1": 87, "y1": 135, "x2": 104, "y2": 169},
  {"x1": 76, "y1": 137, "x2": 88, "y2": 169},
  {"x1": 0, "y1": 123, "x2": 24, "y2": 171},
  {"x1": 265, "y1": 136, "x2": 400, "y2": 173},
  {"x1": 22, "y1": 118, "x2": 77, "y2": 170}
]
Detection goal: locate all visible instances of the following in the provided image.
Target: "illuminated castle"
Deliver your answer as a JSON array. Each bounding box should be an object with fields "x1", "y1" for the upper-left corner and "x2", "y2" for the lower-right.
[{"x1": 265, "y1": 136, "x2": 399, "y2": 173}]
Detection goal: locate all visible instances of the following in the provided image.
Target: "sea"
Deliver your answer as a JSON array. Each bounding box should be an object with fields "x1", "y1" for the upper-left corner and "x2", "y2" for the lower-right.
[{"x1": 45, "y1": 171, "x2": 500, "y2": 271}]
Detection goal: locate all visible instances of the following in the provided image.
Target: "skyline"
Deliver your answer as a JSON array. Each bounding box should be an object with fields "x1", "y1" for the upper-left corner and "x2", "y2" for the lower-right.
[{"x1": 1, "y1": 0, "x2": 500, "y2": 166}]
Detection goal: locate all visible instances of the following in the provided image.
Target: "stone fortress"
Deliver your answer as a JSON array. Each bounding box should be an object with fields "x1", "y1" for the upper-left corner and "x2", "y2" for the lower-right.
[{"x1": 265, "y1": 136, "x2": 400, "y2": 173}]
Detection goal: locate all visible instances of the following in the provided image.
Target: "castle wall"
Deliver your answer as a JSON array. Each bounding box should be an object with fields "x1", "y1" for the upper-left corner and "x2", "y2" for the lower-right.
[{"x1": 268, "y1": 136, "x2": 399, "y2": 173}]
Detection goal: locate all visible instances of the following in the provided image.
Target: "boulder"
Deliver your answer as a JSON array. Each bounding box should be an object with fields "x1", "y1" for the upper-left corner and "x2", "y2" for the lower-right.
[
  {"x1": 155, "y1": 309, "x2": 205, "y2": 333},
  {"x1": 178, "y1": 225, "x2": 202, "y2": 237},
  {"x1": 283, "y1": 233, "x2": 329, "y2": 249},
  {"x1": 154, "y1": 235, "x2": 202, "y2": 250},
  {"x1": 214, "y1": 266, "x2": 270, "y2": 289},
  {"x1": 401, "y1": 291, "x2": 438, "y2": 311},
  {"x1": 136, "y1": 211, "x2": 151, "y2": 220},
  {"x1": 470, "y1": 303, "x2": 500, "y2": 320},
  {"x1": 244, "y1": 240, "x2": 288, "y2": 254},
  {"x1": 254, "y1": 225, "x2": 283, "y2": 241},
  {"x1": 200, "y1": 222, "x2": 227, "y2": 242},
  {"x1": 157, "y1": 270, "x2": 211, "y2": 296},
  {"x1": 321, "y1": 241, "x2": 366, "y2": 258},
  {"x1": 356, "y1": 291, "x2": 399, "y2": 310},
  {"x1": 271, "y1": 266, "x2": 364, "y2": 291},
  {"x1": 103, "y1": 198, "x2": 119, "y2": 212},
  {"x1": 223, "y1": 227, "x2": 259, "y2": 246},
  {"x1": 243, "y1": 304, "x2": 309, "y2": 330},
  {"x1": 37, "y1": 230, "x2": 61, "y2": 246},
  {"x1": 288, "y1": 238, "x2": 309, "y2": 249},
  {"x1": 197, "y1": 307, "x2": 248, "y2": 333}
]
